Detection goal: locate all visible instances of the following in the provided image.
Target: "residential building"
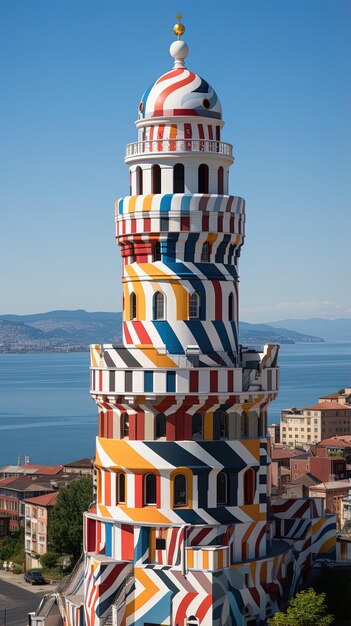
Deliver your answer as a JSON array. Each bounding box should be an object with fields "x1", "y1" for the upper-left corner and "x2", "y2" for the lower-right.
[
  {"x1": 319, "y1": 388, "x2": 351, "y2": 406},
  {"x1": 24, "y1": 492, "x2": 57, "y2": 569},
  {"x1": 290, "y1": 455, "x2": 347, "y2": 483},
  {"x1": 267, "y1": 423, "x2": 280, "y2": 444},
  {"x1": 0, "y1": 477, "x2": 55, "y2": 533},
  {"x1": 309, "y1": 480, "x2": 351, "y2": 529},
  {"x1": 285, "y1": 473, "x2": 320, "y2": 499},
  {"x1": 280, "y1": 401, "x2": 351, "y2": 446},
  {"x1": 62, "y1": 458, "x2": 93, "y2": 476}
]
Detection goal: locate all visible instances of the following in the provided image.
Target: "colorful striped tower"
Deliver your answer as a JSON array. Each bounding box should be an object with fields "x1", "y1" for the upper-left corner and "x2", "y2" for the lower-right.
[{"x1": 50, "y1": 17, "x2": 335, "y2": 626}]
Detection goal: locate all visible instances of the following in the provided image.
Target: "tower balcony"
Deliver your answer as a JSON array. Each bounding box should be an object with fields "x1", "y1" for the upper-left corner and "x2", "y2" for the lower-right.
[
  {"x1": 90, "y1": 344, "x2": 279, "y2": 399},
  {"x1": 125, "y1": 138, "x2": 233, "y2": 160}
]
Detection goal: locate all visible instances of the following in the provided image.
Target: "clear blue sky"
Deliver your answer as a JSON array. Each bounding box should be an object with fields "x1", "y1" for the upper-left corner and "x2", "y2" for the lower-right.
[{"x1": 1, "y1": 0, "x2": 350, "y2": 322}]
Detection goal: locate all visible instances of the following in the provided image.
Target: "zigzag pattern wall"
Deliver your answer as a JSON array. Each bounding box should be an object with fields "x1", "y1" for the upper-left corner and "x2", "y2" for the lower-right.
[{"x1": 55, "y1": 20, "x2": 336, "y2": 626}]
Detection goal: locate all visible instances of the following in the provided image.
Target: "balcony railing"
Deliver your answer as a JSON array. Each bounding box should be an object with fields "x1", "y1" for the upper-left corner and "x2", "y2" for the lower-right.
[{"x1": 126, "y1": 138, "x2": 233, "y2": 158}]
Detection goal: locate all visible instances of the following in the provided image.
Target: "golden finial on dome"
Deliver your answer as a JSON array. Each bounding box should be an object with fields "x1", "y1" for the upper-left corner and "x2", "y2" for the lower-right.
[{"x1": 173, "y1": 12, "x2": 185, "y2": 40}]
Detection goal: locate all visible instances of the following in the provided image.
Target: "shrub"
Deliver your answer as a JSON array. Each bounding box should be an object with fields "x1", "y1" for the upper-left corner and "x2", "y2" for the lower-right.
[
  {"x1": 13, "y1": 565, "x2": 22, "y2": 574},
  {"x1": 40, "y1": 551, "x2": 59, "y2": 570}
]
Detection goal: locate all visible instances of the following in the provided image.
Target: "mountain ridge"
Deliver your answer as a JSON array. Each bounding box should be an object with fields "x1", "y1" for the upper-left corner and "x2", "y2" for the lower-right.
[{"x1": 0, "y1": 310, "x2": 327, "y2": 353}]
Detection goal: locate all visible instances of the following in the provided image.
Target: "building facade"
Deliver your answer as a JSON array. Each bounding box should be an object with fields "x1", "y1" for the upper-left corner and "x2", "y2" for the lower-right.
[
  {"x1": 32, "y1": 19, "x2": 336, "y2": 626},
  {"x1": 24, "y1": 492, "x2": 57, "y2": 569},
  {"x1": 280, "y1": 401, "x2": 351, "y2": 447}
]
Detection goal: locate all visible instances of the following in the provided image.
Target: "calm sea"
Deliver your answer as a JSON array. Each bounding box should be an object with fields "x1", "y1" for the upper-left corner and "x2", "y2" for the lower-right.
[{"x1": 0, "y1": 343, "x2": 350, "y2": 466}]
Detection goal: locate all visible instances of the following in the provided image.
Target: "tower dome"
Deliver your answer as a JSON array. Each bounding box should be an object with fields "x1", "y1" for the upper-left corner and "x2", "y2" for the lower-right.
[{"x1": 138, "y1": 38, "x2": 222, "y2": 121}]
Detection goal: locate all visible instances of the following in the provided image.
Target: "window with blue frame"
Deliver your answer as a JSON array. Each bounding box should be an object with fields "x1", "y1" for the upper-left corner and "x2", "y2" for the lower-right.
[
  {"x1": 144, "y1": 371, "x2": 154, "y2": 392},
  {"x1": 166, "y1": 371, "x2": 176, "y2": 392}
]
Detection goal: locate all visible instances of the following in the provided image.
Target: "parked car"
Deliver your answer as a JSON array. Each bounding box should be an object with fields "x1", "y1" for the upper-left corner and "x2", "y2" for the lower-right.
[{"x1": 24, "y1": 570, "x2": 46, "y2": 585}]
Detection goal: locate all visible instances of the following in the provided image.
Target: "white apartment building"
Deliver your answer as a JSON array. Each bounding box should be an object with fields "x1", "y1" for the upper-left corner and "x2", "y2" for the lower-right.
[{"x1": 280, "y1": 401, "x2": 351, "y2": 447}]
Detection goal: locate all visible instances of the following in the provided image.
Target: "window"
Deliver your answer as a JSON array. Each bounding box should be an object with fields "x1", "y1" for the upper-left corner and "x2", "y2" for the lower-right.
[
  {"x1": 218, "y1": 166, "x2": 224, "y2": 194},
  {"x1": 173, "y1": 163, "x2": 185, "y2": 193},
  {"x1": 192, "y1": 413, "x2": 203, "y2": 439},
  {"x1": 173, "y1": 474, "x2": 187, "y2": 507},
  {"x1": 116, "y1": 473, "x2": 125, "y2": 504},
  {"x1": 187, "y1": 617, "x2": 199, "y2": 626},
  {"x1": 136, "y1": 166, "x2": 143, "y2": 195},
  {"x1": 153, "y1": 241, "x2": 161, "y2": 261},
  {"x1": 201, "y1": 241, "x2": 210, "y2": 262},
  {"x1": 241, "y1": 412, "x2": 248, "y2": 438},
  {"x1": 144, "y1": 474, "x2": 157, "y2": 505},
  {"x1": 189, "y1": 292, "x2": 200, "y2": 318},
  {"x1": 155, "y1": 413, "x2": 166, "y2": 439},
  {"x1": 153, "y1": 291, "x2": 165, "y2": 320},
  {"x1": 219, "y1": 412, "x2": 229, "y2": 438},
  {"x1": 144, "y1": 371, "x2": 153, "y2": 392},
  {"x1": 155, "y1": 538, "x2": 166, "y2": 550},
  {"x1": 244, "y1": 469, "x2": 255, "y2": 505},
  {"x1": 198, "y1": 163, "x2": 209, "y2": 193},
  {"x1": 228, "y1": 293, "x2": 234, "y2": 321},
  {"x1": 130, "y1": 292, "x2": 137, "y2": 320},
  {"x1": 217, "y1": 471, "x2": 228, "y2": 505},
  {"x1": 121, "y1": 412, "x2": 129, "y2": 439},
  {"x1": 152, "y1": 164, "x2": 161, "y2": 193}
]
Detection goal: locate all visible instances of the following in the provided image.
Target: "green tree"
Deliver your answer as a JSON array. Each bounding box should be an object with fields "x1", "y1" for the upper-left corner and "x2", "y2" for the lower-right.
[
  {"x1": 268, "y1": 588, "x2": 334, "y2": 626},
  {"x1": 49, "y1": 476, "x2": 93, "y2": 562}
]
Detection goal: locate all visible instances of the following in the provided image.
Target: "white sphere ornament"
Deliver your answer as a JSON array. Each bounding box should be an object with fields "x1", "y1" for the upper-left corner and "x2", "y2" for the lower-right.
[{"x1": 170, "y1": 40, "x2": 189, "y2": 68}]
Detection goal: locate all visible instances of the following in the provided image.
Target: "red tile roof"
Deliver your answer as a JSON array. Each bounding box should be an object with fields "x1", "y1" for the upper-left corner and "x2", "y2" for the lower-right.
[
  {"x1": 0, "y1": 476, "x2": 55, "y2": 491},
  {"x1": 271, "y1": 448, "x2": 306, "y2": 460},
  {"x1": 18, "y1": 465, "x2": 63, "y2": 475},
  {"x1": 24, "y1": 492, "x2": 58, "y2": 506},
  {"x1": 318, "y1": 437, "x2": 351, "y2": 448},
  {"x1": 319, "y1": 393, "x2": 341, "y2": 399},
  {"x1": 304, "y1": 402, "x2": 351, "y2": 411},
  {"x1": 63, "y1": 458, "x2": 92, "y2": 468}
]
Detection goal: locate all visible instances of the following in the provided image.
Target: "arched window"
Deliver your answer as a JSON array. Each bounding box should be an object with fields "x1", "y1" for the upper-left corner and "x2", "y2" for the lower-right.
[
  {"x1": 218, "y1": 166, "x2": 224, "y2": 194},
  {"x1": 201, "y1": 241, "x2": 210, "y2": 262},
  {"x1": 228, "y1": 293, "x2": 234, "y2": 321},
  {"x1": 243, "y1": 469, "x2": 255, "y2": 505},
  {"x1": 189, "y1": 292, "x2": 200, "y2": 318},
  {"x1": 187, "y1": 617, "x2": 199, "y2": 626},
  {"x1": 173, "y1": 163, "x2": 185, "y2": 193},
  {"x1": 144, "y1": 473, "x2": 157, "y2": 505},
  {"x1": 153, "y1": 291, "x2": 165, "y2": 320},
  {"x1": 173, "y1": 474, "x2": 187, "y2": 507},
  {"x1": 153, "y1": 241, "x2": 161, "y2": 261},
  {"x1": 192, "y1": 413, "x2": 203, "y2": 440},
  {"x1": 136, "y1": 166, "x2": 143, "y2": 195},
  {"x1": 219, "y1": 412, "x2": 229, "y2": 439},
  {"x1": 130, "y1": 292, "x2": 137, "y2": 320},
  {"x1": 121, "y1": 412, "x2": 129, "y2": 439},
  {"x1": 116, "y1": 472, "x2": 125, "y2": 504},
  {"x1": 198, "y1": 163, "x2": 209, "y2": 193},
  {"x1": 155, "y1": 413, "x2": 166, "y2": 439},
  {"x1": 152, "y1": 164, "x2": 161, "y2": 194},
  {"x1": 217, "y1": 471, "x2": 228, "y2": 505},
  {"x1": 241, "y1": 412, "x2": 248, "y2": 438}
]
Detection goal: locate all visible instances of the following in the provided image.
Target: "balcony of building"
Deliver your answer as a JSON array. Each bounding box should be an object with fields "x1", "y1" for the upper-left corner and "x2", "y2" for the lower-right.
[
  {"x1": 90, "y1": 343, "x2": 279, "y2": 399},
  {"x1": 125, "y1": 138, "x2": 233, "y2": 160}
]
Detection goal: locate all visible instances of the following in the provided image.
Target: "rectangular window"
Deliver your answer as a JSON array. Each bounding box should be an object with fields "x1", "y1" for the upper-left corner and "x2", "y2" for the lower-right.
[
  {"x1": 155, "y1": 538, "x2": 166, "y2": 550},
  {"x1": 166, "y1": 371, "x2": 176, "y2": 392},
  {"x1": 160, "y1": 217, "x2": 169, "y2": 232},
  {"x1": 144, "y1": 371, "x2": 153, "y2": 393},
  {"x1": 125, "y1": 371, "x2": 133, "y2": 392}
]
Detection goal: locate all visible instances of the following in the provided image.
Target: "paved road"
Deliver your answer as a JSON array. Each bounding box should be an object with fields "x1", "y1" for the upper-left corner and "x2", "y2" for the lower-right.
[{"x1": 0, "y1": 579, "x2": 43, "y2": 626}]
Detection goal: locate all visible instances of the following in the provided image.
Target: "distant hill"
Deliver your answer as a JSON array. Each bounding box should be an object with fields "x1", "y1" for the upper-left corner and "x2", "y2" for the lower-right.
[
  {"x1": 0, "y1": 310, "x2": 324, "y2": 353},
  {"x1": 267, "y1": 318, "x2": 351, "y2": 342},
  {"x1": 239, "y1": 321, "x2": 323, "y2": 345}
]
